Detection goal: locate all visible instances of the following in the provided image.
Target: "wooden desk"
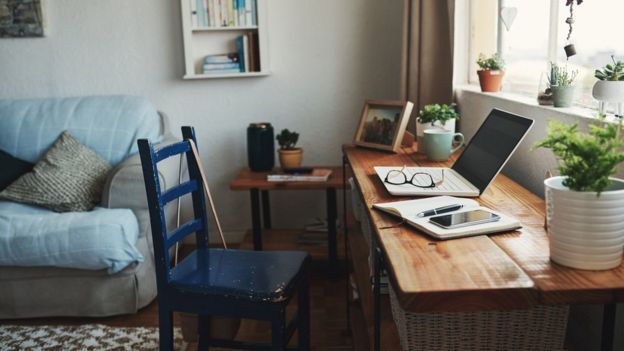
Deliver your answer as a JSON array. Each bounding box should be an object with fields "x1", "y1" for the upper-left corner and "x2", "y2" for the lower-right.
[
  {"x1": 343, "y1": 144, "x2": 624, "y2": 351},
  {"x1": 230, "y1": 166, "x2": 345, "y2": 272}
]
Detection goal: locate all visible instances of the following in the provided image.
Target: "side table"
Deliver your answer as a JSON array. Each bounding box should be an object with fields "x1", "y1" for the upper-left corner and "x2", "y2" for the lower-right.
[{"x1": 229, "y1": 166, "x2": 345, "y2": 273}]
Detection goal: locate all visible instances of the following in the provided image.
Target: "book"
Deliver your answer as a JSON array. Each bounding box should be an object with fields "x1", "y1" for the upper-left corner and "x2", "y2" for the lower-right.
[
  {"x1": 267, "y1": 168, "x2": 333, "y2": 182},
  {"x1": 251, "y1": 0, "x2": 257, "y2": 25},
  {"x1": 245, "y1": 32, "x2": 255, "y2": 72},
  {"x1": 244, "y1": 0, "x2": 253, "y2": 26},
  {"x1": 196, "y1": 0, "x2": 207, "y2": 27},
  {"x1": 227, "y1": 0, "x2": 235, "y2": 26},
  {"x1": 201, "y1": 68, "x2": 241, "y2": 74},
  {"x1": 373, "y1": 196, "x2": 521, "y2": 240},
  {"x1": 202, "y1": 62, "x2": 241, "y2": 70},
  {"x1": 236, "y1": 35, "x2": 249, "y2": 72},
  {"x1": 204, "y1": 53, "x2": 239, "y2": 64},
  {"x1": 207, "y1": 0, "x2": 216, "y2": 27},
  {"x1": 238, "y1": 0, "x2": 246, "y2": 26}
]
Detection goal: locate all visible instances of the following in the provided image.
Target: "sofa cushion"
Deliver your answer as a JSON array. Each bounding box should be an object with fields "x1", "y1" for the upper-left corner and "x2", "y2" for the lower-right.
[
  {"x1": 0, "y1": 95, "x2": 162, "y2": 166},
  {"x1": 0, "y1": 149, "x2": 33, "y2": 191},
  {"x1": 0, "y1": 201, "x2": 143, "y2": 273},
  {"x1": 0, "y1": 132, "x2": 111, "y2": 212}
]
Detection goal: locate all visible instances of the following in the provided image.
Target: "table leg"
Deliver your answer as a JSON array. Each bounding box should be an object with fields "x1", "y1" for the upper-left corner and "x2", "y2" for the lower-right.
[
  {"x1": 327, "y1": 187, "x2": 338, "y2": 277},
  {"x1": 250, "y1": 189, "x2": 262, "y2": 251},
  {"x1": 261, "y1": 190, "x2": 271, "y2": 229},
  {"x1": 343, "y1": 155, "x2": 351, "y2": 333},
  {"x1": 601, "y1": 303, "x2": 616, "y2": 351},
  {"x1": 373, "y1": 236, "x2": 381, "y2": 351}
]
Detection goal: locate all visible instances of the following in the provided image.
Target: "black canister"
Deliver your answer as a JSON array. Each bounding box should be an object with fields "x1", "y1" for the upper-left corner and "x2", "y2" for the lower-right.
[{"x1": 247, "y1": 122, "x2": 275, "y2": 171}]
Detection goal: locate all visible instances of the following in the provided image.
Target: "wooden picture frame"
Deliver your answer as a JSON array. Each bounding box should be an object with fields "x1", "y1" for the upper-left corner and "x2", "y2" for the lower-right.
[{"x1": 353, "y1": 99, "x2": 413, "y2": 152}]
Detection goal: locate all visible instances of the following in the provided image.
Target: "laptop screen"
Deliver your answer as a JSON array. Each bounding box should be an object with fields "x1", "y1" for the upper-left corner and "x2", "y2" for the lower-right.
[{"x1": 451, "y1": 109, "x2": 534, "y2": 194}]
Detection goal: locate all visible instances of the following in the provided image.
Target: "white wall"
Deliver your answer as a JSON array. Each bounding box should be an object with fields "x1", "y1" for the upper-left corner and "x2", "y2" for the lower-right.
[{"x1": 0, "y1": 0, "x2": 403, "y2": 238}]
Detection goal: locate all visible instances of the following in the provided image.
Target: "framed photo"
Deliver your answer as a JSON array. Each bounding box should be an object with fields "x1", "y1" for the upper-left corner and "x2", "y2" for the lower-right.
[{"x1": 353, "y1": 99, "x2": 413, "y2": 152}]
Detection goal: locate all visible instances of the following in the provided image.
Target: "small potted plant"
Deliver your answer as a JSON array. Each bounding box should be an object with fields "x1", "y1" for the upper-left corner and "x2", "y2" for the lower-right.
[
  {"x1": 548, "y1": 62, "x2": 578, "y2": 108},
  {"x1": 593, "y1": 55, "x2": 624, "y2": 116},
  {"x1": 276, "y1": 128, "x2": 303, "y2": 169},
  {"x1": 476, "y1": 53, "x2": 505, "y2": 92},
  {"x1": 534, "y1": 116, "x2": 624, "y2": 270},
  {"x1": 416, "y1": 103, "x2": 459, "y2": 152}
]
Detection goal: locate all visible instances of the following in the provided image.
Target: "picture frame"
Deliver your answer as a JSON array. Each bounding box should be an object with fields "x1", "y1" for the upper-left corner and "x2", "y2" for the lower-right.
[{"x1": 353, "y1": 99, "x2": 414, "y2": 152}]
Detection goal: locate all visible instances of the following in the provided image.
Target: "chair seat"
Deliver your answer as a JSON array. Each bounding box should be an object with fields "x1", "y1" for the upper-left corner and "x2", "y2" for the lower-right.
[{"x1": 170, "y1": 248, "x2": 309, "y2": 303}]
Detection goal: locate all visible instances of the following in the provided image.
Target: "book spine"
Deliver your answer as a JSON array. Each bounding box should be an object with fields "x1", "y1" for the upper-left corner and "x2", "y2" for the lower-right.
[
  {"x1": 243, "y1": 34, "x2": 250, "y2": 72},
  {"x1": 227, "y1": 0, "x2": 234, "y2": 26},
  {"x1": 245, "y1": 0, "x2": 252, "y2": 27},
  {"x1": 204, "y1": 54, "x2": 238, "y2": 63},
  {"x1": 195, "y1": 0, "x2": 206, "y2": 27},
  {"x1": 238, "y1": 0, "x2": 246, "y2": 26},
  {"x1": 207, "y1": 0, "x2": 215, "y2": 27},
  {"x1": 191, "y1": 0, "x2": 198, "y2": 27},
  {"x1": 251, "y1": 0, "x2": 257, "y2": 26},
  {"x1": 233, "y1": 0, "x2": 238, "y2": 27},
  {"x1": 202, "y1": 68, "x2": 241, "y2": 74},
  {"x1": 220, "y1": 0, "x2": 228, "y2": 26},
  {"x1": 203, "y1": 62, "x2": 240, "y2": 69},
  {"x1": 236, "y1": 36, "x2": 246, "y2": 72}
]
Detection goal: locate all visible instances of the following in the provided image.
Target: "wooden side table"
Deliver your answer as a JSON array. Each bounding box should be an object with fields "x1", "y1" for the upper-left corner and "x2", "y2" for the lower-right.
[{"x1": 229, "y1": 166, "x2": 345, "y2": 272}]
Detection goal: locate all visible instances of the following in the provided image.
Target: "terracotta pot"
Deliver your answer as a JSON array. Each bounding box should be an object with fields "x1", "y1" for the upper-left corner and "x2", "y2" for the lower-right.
[
  {"x1": 477, "y1": 69, "x2": 504, "y2": 92},
  {"x1": 278, "y1": 148, "x2": 303, "y2": 168}
]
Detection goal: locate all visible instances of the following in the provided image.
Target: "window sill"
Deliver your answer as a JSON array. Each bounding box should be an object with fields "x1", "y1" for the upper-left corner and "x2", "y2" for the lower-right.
[{"x1": 455, "y1": 84, "x2": 598, "y2": 121}]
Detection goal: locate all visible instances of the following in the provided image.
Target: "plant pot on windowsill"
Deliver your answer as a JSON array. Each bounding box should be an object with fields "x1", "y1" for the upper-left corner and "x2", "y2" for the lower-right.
[
  {"x1": 278, "y1": 148, "x2": 303, "y2": 169},
  {"x1": 551, "y1": 85, "x2": 575, "y2": 108},
  {"x1": 477, "y1": 69, "x2": 505, "y2": 92},
  {"x1": 545, "y1": 176, "x2": 624, "y2": 270},
  {"x1": 592, "y1": 80, "x2": 624, "y2": 115}
]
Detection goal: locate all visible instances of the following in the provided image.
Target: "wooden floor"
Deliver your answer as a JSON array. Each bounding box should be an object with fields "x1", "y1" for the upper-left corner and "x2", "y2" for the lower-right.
[{"x1": 2, "y1": 228, "x2": 354, "y2": 351}]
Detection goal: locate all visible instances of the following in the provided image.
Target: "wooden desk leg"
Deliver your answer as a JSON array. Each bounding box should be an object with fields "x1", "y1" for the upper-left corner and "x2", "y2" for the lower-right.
[
  {"x1": 327, "y1": 187, "x2": 338, "y2": 277},
  {"x1": 601, "y1": 303, "x2": 616, "y2": 351},
  {"x1": 372, "y1": 237, "x2": 381, "y2": 351},
  {"x1": 261, "y1": 190, "x2": 271, "y2": 229},
  {"x1": 342, "y1": 155, "x2": 351, "y2": 333},
  {"x1": 250, "y1": 188, "x2": 263, "y2": 251}
]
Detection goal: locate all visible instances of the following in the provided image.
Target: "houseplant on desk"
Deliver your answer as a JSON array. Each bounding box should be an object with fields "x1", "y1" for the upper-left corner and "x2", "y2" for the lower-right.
[
  {"x1": 276, "y1": 128, "x2": 303, "y2": 169},
  {"x1": 416, "y1": 103, "x2": 459, "y2": 152},
  {"x1": 535, "y1": 116, "x2": 624, "y2": 270},
  {"x1": 476, "y1": 53, "x2": 505, "y2": 92},
  {"x1": 548, "y1": 62, "x2": 578, "y2": 108}
]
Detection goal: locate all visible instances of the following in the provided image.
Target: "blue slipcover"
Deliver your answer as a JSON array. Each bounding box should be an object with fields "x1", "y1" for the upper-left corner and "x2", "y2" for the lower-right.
[
  {"x1": 0, "y1": 201, "x2": 143, "y2": 273},
  {"x1": 0, "y1": 95, "x2": 162, "y2": 166}
]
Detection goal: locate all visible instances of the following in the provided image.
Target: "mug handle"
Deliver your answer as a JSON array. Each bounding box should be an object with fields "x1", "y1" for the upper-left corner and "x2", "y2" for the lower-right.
[{"x1": 450, "y1": 133, "x2": 464, "y2": 154}]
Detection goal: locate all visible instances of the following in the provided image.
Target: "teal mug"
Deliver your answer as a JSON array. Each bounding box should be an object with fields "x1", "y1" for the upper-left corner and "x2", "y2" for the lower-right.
[{"x1": 423, "y1": 129, "x2": 464, "y2": 161}]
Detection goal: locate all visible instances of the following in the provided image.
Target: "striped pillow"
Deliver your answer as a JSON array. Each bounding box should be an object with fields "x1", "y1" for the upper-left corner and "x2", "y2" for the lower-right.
[{"x1": 0, "y1": 131, "x2": 111, "y2": 212}]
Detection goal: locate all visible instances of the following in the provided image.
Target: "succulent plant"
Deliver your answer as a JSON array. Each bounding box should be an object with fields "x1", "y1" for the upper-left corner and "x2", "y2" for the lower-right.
[
  {"x1": 548, "y1": 62, "x2": 578, "y2": 87},
  {"x1": 276, "y1": 129, "x2": 299, "y2": 150},
  {"x1": 595, "y1": 56, "x2": 624, "y2": 81},
  {"x1": 476, "y1": 53, "x2": 505, "y2": 71}
]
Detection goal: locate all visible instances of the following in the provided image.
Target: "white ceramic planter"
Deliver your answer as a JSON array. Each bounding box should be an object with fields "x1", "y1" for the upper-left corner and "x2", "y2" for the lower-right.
[
  {"x1": 592, "y1": 80, "x2": 624, "y2": 115},
  {"x1": 416, "y1": 119, "x2": 455, "y2": 153},
  {"x1": 545, "y1": 176, "x2": 624, "y2": 270}
]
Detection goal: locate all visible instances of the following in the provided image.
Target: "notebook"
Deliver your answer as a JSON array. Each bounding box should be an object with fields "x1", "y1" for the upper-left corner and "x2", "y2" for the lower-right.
[
  {"x1": 375, "y1": 109, "x2": 534, "y2": 197},
  {"x1": 373, "y1": 196, "x2": 521, "y2": 240},
  {"x1": 267, "y1": 168, "x2": 332, "y2": 182}
]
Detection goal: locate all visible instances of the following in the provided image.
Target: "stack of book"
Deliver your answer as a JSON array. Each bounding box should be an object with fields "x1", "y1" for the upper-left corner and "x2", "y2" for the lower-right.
[
  {"x1": 235, "y1": 31, "x2": 260, "y2": 73},
  {"x1": 192, "y1": 0, "x2": 257, "y2": 28},
  {"x1": 202, "y1": 53, "x2": 240, "y2": 74}
]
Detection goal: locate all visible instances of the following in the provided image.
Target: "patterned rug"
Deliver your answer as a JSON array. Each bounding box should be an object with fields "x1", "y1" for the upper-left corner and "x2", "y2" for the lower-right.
[{"x1": 0, "y1": 324, "x2": 186, "y2": 351}]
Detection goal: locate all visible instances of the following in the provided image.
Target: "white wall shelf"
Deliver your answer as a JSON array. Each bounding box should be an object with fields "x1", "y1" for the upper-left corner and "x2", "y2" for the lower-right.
[{"x1": 180, "y1": 0, "x2": 270, "y2": 79}]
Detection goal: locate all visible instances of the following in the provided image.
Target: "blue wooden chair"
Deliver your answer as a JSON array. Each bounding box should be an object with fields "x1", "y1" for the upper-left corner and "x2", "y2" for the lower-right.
[{"x1": 138, "y1": 126, "x2": 310, "y2": 351}]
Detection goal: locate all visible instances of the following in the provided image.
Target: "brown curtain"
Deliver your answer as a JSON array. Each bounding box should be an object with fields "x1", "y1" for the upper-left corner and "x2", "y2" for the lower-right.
[{"x1": 400, "y1": 0, "x2": 455, "y2": 133}]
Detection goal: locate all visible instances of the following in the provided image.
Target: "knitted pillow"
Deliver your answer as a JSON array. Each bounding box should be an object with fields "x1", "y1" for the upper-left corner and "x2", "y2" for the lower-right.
[{"x1": 0, "y1": 131, "x2": 112, "y2": 212}]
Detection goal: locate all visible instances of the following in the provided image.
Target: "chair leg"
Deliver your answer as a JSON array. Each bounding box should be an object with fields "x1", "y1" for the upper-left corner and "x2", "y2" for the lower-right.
[
  {"x1": 197, "y1": 315, "x2": 210, "y2": 351},
  {"x1": 298, "y1": 274, "x2": 310, "y2": 351},
  {"x1": 272, "y1": 308, "x2": 287, "y2": 351},
  {"x1": 158, "y1": 307, "x2": 174, "y2": 351}
]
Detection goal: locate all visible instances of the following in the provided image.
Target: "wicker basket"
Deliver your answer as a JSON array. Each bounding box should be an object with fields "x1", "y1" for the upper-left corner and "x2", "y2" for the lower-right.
[{"x1": 389, "y1": 286, "x2": 569, "y2": 351}]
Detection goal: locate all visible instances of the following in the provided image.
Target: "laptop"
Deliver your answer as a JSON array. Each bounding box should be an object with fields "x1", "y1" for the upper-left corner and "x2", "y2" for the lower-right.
[{"x1": 375, "y1": 109, "x2": 534, "y2": 197}]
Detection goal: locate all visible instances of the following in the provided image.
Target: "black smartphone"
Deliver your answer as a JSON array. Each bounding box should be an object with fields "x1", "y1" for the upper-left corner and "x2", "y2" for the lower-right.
[{"x1": 429, "y1": 209, "x2": 500, "y2": 229}]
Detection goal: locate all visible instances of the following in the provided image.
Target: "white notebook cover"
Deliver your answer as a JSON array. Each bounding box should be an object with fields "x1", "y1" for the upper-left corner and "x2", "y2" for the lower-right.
[{"x1": 373, "y1": 196, "x2": 521, "y2": 240}]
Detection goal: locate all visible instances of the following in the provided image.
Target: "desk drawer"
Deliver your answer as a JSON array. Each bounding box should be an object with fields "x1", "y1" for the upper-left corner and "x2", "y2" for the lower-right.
[{"x1": 389, "y1": 285, "x2": 568, "y2": 351}]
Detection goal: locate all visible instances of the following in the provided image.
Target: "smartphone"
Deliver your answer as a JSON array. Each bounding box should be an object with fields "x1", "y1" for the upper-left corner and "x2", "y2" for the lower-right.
[{"x1": 429, "y1": 209, "x2": 500, "y2": 229}]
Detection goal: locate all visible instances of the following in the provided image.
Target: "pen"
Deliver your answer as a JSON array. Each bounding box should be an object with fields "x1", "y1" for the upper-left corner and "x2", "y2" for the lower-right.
[{"x1": 416, "y1": 204, "x2": 463, "y2": 218}]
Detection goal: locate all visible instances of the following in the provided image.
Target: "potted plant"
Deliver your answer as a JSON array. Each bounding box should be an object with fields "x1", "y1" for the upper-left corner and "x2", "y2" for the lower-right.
[
  {"x1": 593, "y1": 55, "x2": 624, "y2": 116},
  {"x1": 416, "y1": 103, "x2": 459, "y2": 152},
  {"x1": 534, "y1": 116, "x2": 624, "y2": 270},
  {"x1": 476, "y1": 53, "x2": 505, "y2": 92},
  {"x1": 548, "y1": 62, "x2": 578, "y2": 108},
  {"x1": 276, "y1": 128, "x2": 303, "y2": 169}
]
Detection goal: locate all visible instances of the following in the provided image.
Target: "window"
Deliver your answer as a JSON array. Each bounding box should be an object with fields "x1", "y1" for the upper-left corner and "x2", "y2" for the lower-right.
[{"x1": 467, "y1": 0, "x2": 624, "y2": 110}]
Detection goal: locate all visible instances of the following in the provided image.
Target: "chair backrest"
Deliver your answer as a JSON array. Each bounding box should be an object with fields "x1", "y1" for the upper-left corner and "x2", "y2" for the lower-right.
[{"x1": 138, "y1": 126, "x2": 209, "y2": 290}]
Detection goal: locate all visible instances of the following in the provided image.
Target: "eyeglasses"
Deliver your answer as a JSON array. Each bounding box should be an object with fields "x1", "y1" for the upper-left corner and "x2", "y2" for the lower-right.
[{"x1": 384, "y1": 166, "x2": 445, "y2": 188}]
